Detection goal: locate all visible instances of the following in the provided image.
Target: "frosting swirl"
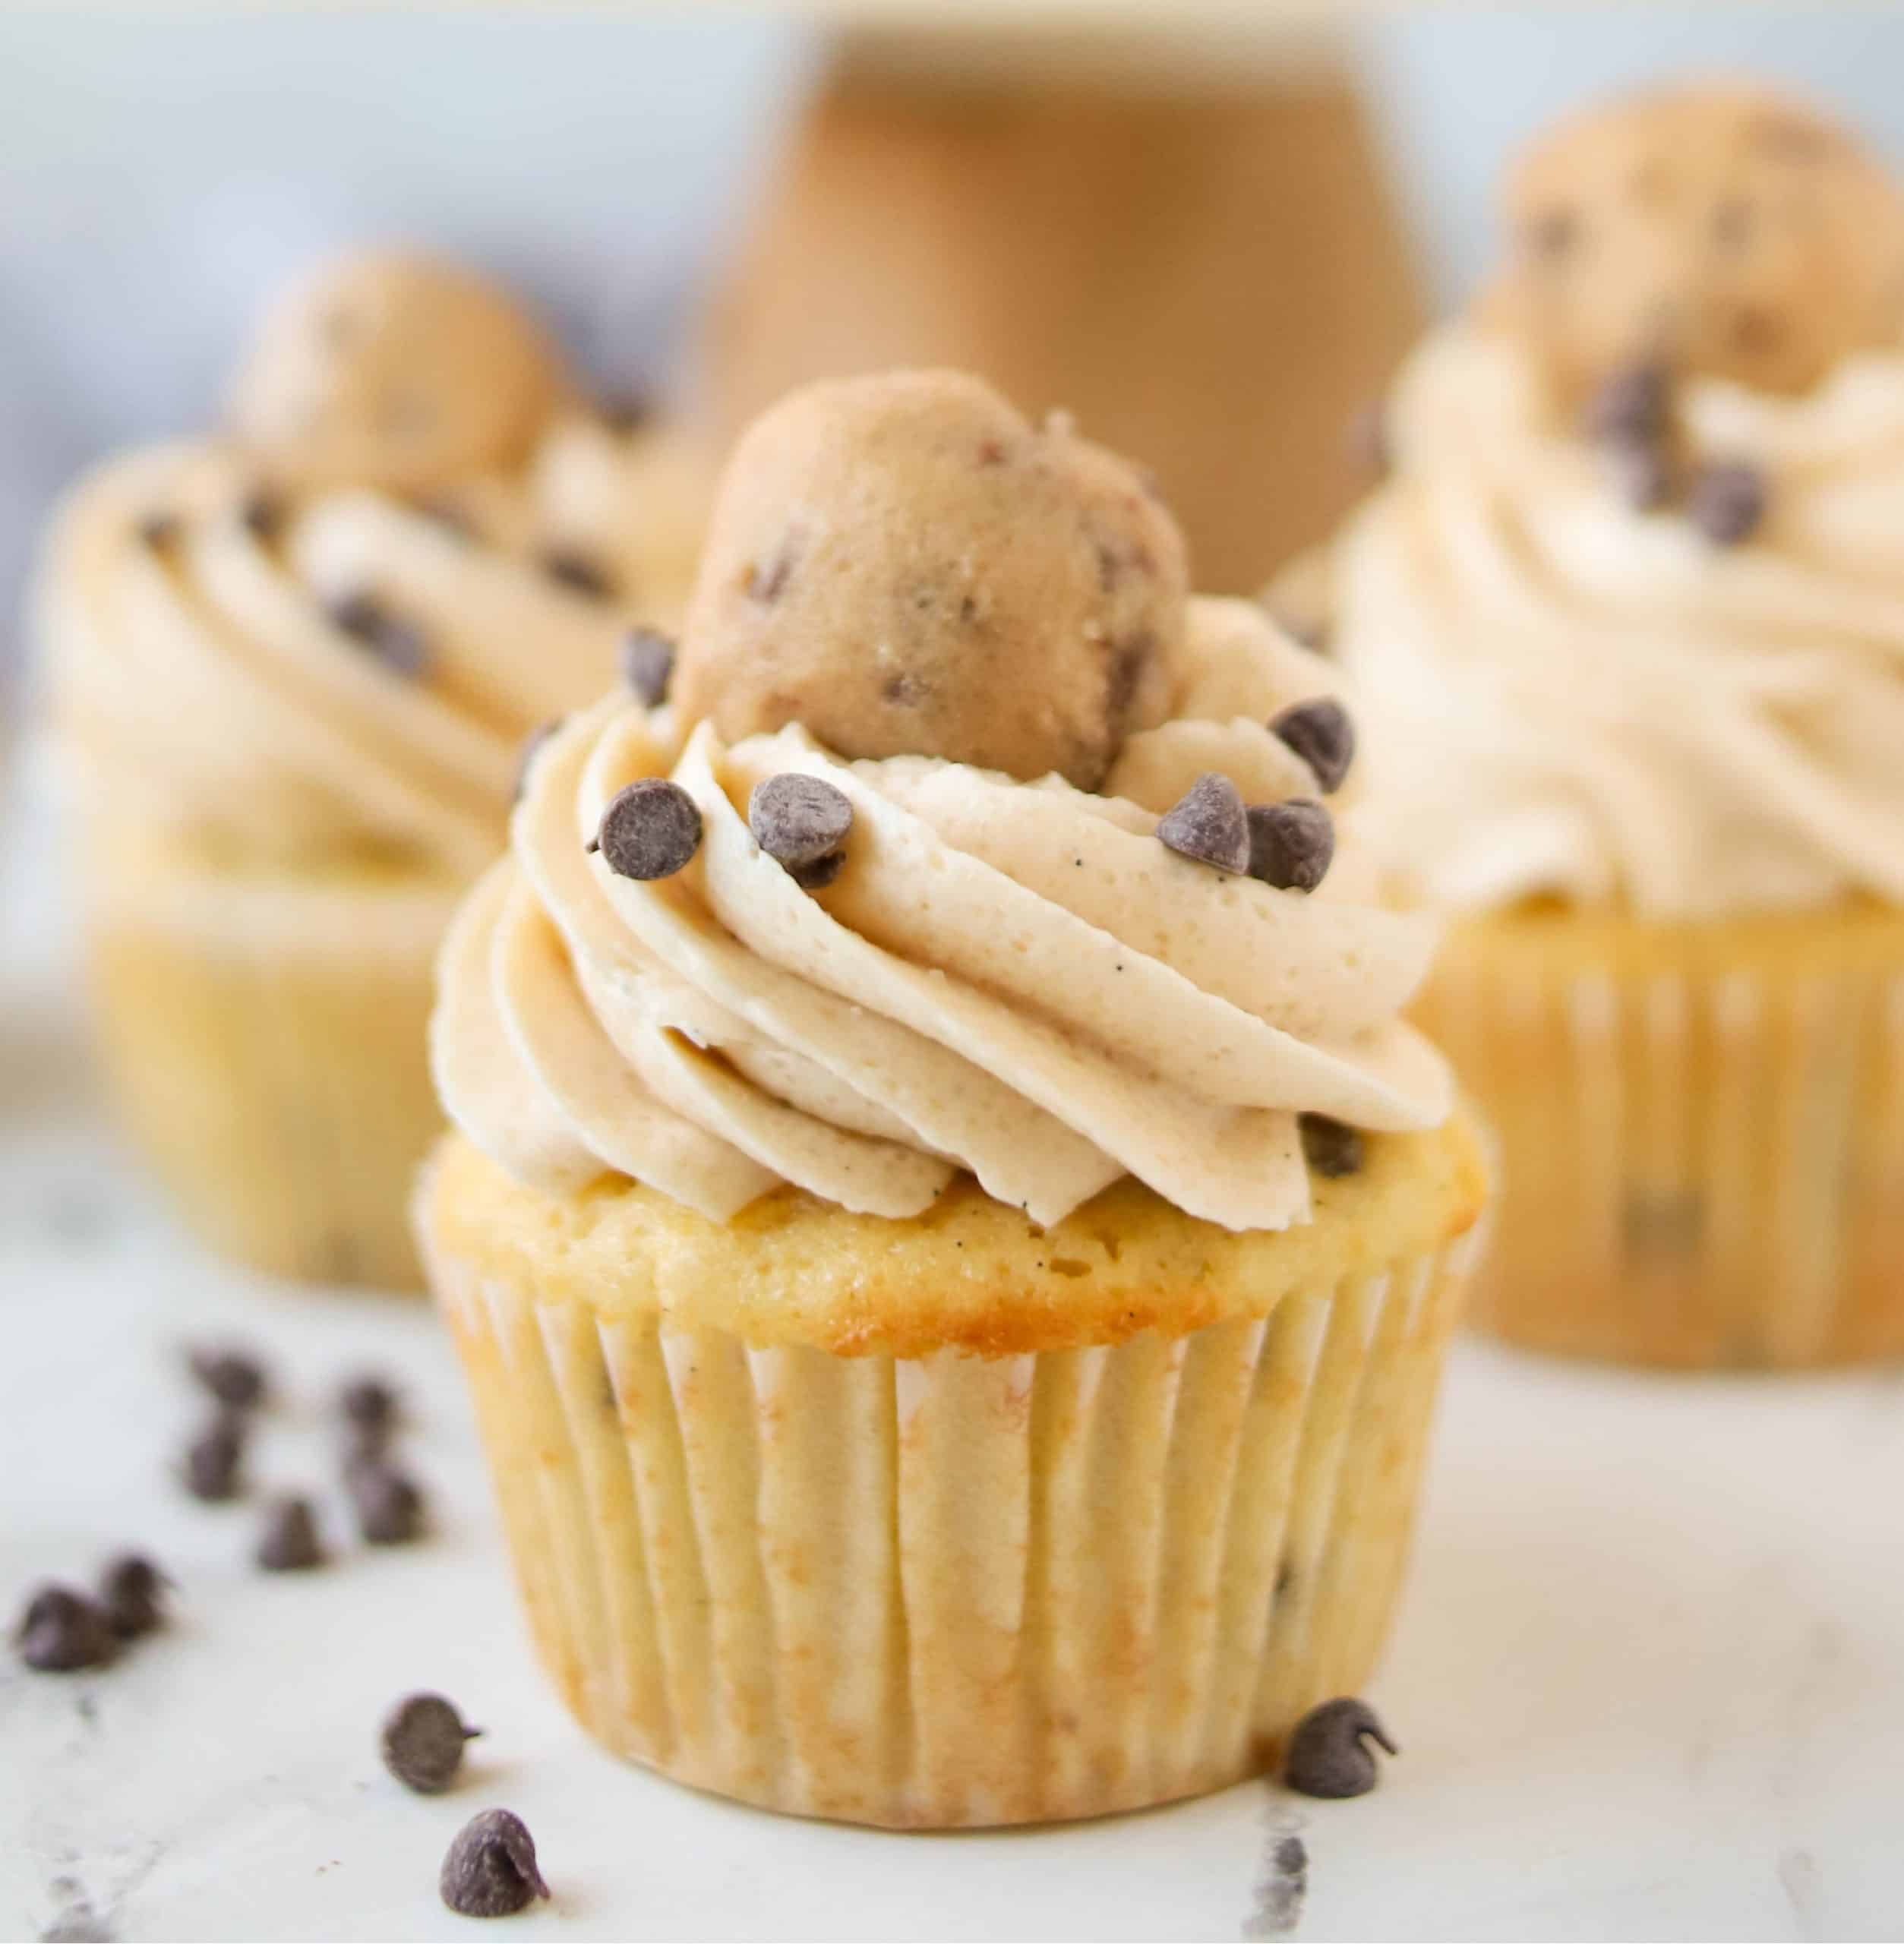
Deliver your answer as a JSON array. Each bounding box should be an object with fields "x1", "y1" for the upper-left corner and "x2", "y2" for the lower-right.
[
  {"x1": 1333, "y1": 325, "x2": 1904, "y2": 917},
  {"x1": 433, "y1": 597, "x2": 1451, "y2": 1232}
]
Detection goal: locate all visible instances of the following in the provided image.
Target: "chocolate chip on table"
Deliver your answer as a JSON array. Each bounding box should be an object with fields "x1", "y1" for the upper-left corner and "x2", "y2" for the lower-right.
[
  {"x1": 340, "y1": 1374, "x2": 399, "y2": 1435},
  {"x1": 349, "y1": 1460, "x2": 425, "y2": 1546},
  {"x1": 620, "y1": 627, "x2": 676, "y2": 708},
  {"x1": 1269, "y1": 699, "x2": 1356, "y2": 795},
  {"x1": 256, "y1": 1496, "x2": 324, "y2": 1572},
  {"x1": 539, "y1": 546, "x2": 614, "y2": 601},
  {"x1": 182, "y1": 1415, "x2": 246, "y2": 1503},
  {"x1": 241, "y1": 490, "x2": 285, "y2": 542},
  {"x1": 327, "y1": 591, "x2": 432, "y2": 680},
  {"x1": 1284, "y1": 1696, "x2": 1399, "y2": 1799},
  {"x1": 747, "y1": 773, "x2": 854, "y2": 885},
  {"x1": 441, "y1": 1809, "x2": 550, "y2": 1919},
  {"x1": 188, "y1": 1344, "x2": 267, "y2": 1412},
  {"x1": 15, "y1": 1586, "x2": 115, "y2": 1673},
  {"x1": 1246, "y1": 800, "x2": 1335, "y2": 892},
  {"x1": 1157, "y1": 773, "x2": 1252, "y2": 876},
  {"x1": 98, "y1": 1554, "x2": 169, "y2": 1639},
  {"x1": 589, "y1": 778, "x2": 703, "y2": 881},
  {"x1": 383, "y1": 1692, "x2": 483, "y2": 1794},
  {"x1": 1584, "y1": 361, "x2": 1671, "y2": 445},
  {"x1": 1688, "y1": 460, "x2": 1767, "y2": 546},
  {"x1": 1299, "y1": 1112, "x2": 1365, "y2": 1179}
]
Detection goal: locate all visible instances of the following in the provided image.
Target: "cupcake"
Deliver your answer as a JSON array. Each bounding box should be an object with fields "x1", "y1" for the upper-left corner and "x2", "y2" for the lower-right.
[
  {"x1": 37, "y1": 250, "x2": 705, "y2": 1289},
  {"x1": 418, "y1": 369, "x2": 1489, "y2": 1827},
  {"x1": 1321, "y1": 84, "x2": 1904, "y2": 1368}
]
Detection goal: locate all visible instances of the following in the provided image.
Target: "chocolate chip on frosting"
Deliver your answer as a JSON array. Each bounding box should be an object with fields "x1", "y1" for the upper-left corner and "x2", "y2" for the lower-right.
[
  {"x1": 1300, "y1": 1112, "x2": 1365, "y2": 1179},
  {"x1": 1157, "y1": 773, "x2": 1251, "y2": 876},
  {"x1": 137, "y1": 512, "x2": 181, "y2": 551},
  {"x1": 1269, "y1": 699, "x2": 1356, "y2": 795},
  {"x1": 620, "y1": 627, "x2": 675, "y2": 708},
  {"x1": 240, "y1": 491, "x2": 284, "y2": 543},
  {"x1": 589, "y1": 778, "x2": 703, "y2": 881},
  {"x1": 747, "y1": 773, "x2": 854, "y2": 885},
  {"x1": 15, "y1": 1586, "x2": 115, "y2": 1674},
  {"x1": 440, "y1": 1809, "x2": 549, "y2": 1919},
  {"x1": 1284, "y1": 1696, "x2": 1398, "y2": 1798},
  {"x1": 1246, "y1": 800, "x2": 1335, "y2": 892},
  {"x1": 1688, "y1": 459, "x2": 1767, "y2": 545},
  {"x1": 1583, "y1": 361, "x2": 1671, "y2": 445},
  {"x1": 327, "y1": 591, "x2": 431, "y2": 680},
  {"x1": 1606, "y1": 437, "x2": 1675, "y2": 513},
  {"x1": 539, "y1": 546, "x2": 614, "y2": 601}
]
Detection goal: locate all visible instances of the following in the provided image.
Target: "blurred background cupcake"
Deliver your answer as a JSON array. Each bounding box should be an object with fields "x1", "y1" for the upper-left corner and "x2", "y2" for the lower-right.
[
  {"x1": 1313, "y1": 81, "x2": 1904, "y2": 1368},
  {"x1": 36, "y1": 250, "x2": 709, "y2": 1289}
]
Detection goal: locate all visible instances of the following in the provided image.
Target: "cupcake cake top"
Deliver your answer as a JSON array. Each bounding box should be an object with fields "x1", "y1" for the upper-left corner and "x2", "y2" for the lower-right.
[
  {"x1": 40, "y1": 250, "x2": 712, "y2": 876},
  {"x1": 434, "y1": 370, "x2": 1453, "y2": 1234},
  {"x1": 1330, "y1": 82, "x2": 1904, "y2": 918}
]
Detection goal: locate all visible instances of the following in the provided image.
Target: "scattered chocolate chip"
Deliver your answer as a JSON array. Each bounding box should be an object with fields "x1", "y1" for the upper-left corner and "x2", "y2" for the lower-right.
[
  {"x1": 1346, "y1": 402, "x2": 1389, "y2": 477},
  {"x1": 137, "y1": 512, "x2": 181, "y2": 551},
  {"x1": 256, "y1": 1496, "x2": 324, "y2": 1572},
  {"x1": 591, "y1": 778, "x2": 702, "y2": 881},
  {"x1": 1157, "y1": 773, "x2": 1251, "y2": 876},
  {"x1": 1246, "y1": 799, "x2": 1334, "y2": 892},
  {"x1": 747, "y1": 774, "x2": 854, "y2": 883},
  {"x1": 240, "y1": 491, "x2": 284, "y2": 542},
  {"x1": 440, "y1": 1809, "x2": 550, "y2": 1919},
  {"x1": 98, "y1": 1554, "x2": 169, "y2": 1639},
  {"x1": 513, "y1": 718, "x2": 564, "y2": 806},
  {"x1": 383, "y1": 1692, "x2": 483, "y2": 1794},
  {"x1": 182, "y1": 1415, "x2": 245, "y2": 1503},
  {"x1": 15, "y1": 1586, "x2": 115, "y2": 1673},
  {"x1": 1269, "y1": 699, "x2": 1356, "y2": 795},
  {"x1": 539, "y1": 547, "x2": 614, "y2": 601},
  {"x1": 1606, "y1": 435, "x2": 1675, "y2": 513},
  {"x1": 340, "y1": 1374, "x2": 399, "y2": 1434},
  {"x1": 349, "y1": 1460, "x2": 425, "y2": 1546},
  {"x1": 883, "y1": 669, "x2": 929, "y2": 706},
  {"x1": 327, "y1": 591, "x2": 432, "y2": 680},
  {"x1": 1300, "y1": 1112, "x2": 1365, "y2": 1179},
  {"x1": 620, "y1": 628, "x2": 675, "y2": 708},
  {"x1": 1584, "y1": 362, "x2": 1670, "y2": 446},
  {"x1": 596, "y1": 391, "x2": 651, "y2": 436},
  {"x1": 1284, "y1": 1696, "x2": 1398, "y2": 1798},
  {"x1": 187, "y1": 1345, "x2": 267, "y2": 1412},
  {"x1": 1688, "y1": 460, "x2": 1767, "y2": 547}
]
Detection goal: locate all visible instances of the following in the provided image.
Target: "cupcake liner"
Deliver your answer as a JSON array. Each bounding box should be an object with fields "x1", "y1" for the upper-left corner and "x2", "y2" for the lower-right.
[
  {"x1": 86, "y1": 836, "x2": 457, "y2": 1289},
  {"x1": 428, "y1": 1217, "x2": 1480, "y2": 1829},
  {"x1": 1422, "y1": 908, "x2": 1904, "y2": 1368}
]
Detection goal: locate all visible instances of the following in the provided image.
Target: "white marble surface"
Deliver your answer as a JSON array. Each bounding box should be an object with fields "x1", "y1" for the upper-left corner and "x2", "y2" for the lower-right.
[{"x1": 3, "y1": 766, "x2": 1902, "y2": 1943}]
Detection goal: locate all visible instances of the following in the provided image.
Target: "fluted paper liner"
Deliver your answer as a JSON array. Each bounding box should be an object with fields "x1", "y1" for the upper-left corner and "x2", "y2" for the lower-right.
[
  {"x1": 430, "y1": 1223, "x2": 1479, "y2": 1829},
  {"x1": 87, "y1": 840, "x2": 455, "y2": 1290},
  {"x1": 1422, "y1": 909, "x2": 1904, "y2": 1368}
]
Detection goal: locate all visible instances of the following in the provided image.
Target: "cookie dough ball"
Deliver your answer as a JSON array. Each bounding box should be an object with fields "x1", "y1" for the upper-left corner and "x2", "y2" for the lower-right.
[
  {"x1": 672, "y1": 369, "x2": 1186, "y2": 789},
  {"x1": 226, "y1": 251, "x2": 569, "y2": 492},
  {"x1": 1483, "y1": 84, "x2": 1904, "y2": 412}
]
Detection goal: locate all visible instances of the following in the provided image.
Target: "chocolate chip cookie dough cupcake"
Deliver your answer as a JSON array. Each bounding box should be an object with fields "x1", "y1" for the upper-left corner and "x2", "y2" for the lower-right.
[
  {"x1": 36, "y1": 250, "x2": 692, "y2": 1289},
  {"x1": 1321, "y1": 84, "x2": 1904, "y2": 1368},
  {"x1": 417, "y1": 368, "x2": 1489, "y2": 1828}
]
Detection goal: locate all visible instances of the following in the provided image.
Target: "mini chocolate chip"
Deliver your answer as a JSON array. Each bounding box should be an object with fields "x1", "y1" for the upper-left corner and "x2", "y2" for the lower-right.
[
  {"x1": 1584, "y1": 362, "x2": 1670, "y2": 445},
  {"x1": 592, "y1": 778, "x2": 702, "y2": 881},
  {"x1": 788, "y1": 851, "x2": 845, "y2": 892},
  {"x1": 241, "y1": 491, "x2": 284, "y2": 542},
  {"x1": 182, "y1": 1415, "x2": 245, "y2": 1503},
  {"x1": 1157, "y1": 773, "x2": 1251, "y2": 876},
  {"x1": 188, "y1": 1345, "x2": 267, "y2": 1411},
  {"x1": 16, "y1": 1586, "x2": 115, "y2": 1673},
  {"x1": 349, "y1": 1460, "x2": 425, "y2": 1545},
  {"x1": 1300, "y1": 1112, "x2": 1365, "y2": 1179},
  {"x1": 98, "y1": 1554, "x2": 169, "y2": 1639},
  {"x1": 137, "y1": 512, "x2": 181, "y2": 551},
  {"x1": 620, "y1": 628, "x2": 675, "y2": 708},
  {"x1": 1688, "y1": 460, "x2": 1767, "y2": 546},
  {"x1": 1606, "y1": 434, "x2": 1675, "y2": 513},
  {"x1": 1246, "y1": 799, "x2": 1334, "y2": 892},
  {"x1": 748, "y1": 773, "x2": 854, "y2": 875},
  {"x1": 440, "y1": 1809, "x2": 550, "y2": 1918},
  {"x1": 540, "y1": 547, "x2": 614, "y2": 600},
  {"x1": 1269, "y1": 699, "x2": 1356, "y2": 795},
  {"x1": 327, "y1": 591, "x2": 431, "y2": 680},
  {"x1": 256, "y1": 1495, "x2": 324, "y2": 1572},
  {"x1": 514, "y1": 718, "x2": 564, "y2": 806},
  {"x1": 1347, "y1": 401, "x2": 1389, "y2": 476},
  {"x1": 1284, "y1": 1696, "x2": 1398, "y2": 1798},
  {"x1": 383, "y1": 1692, "x2": 483, "y2": 1794}
]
